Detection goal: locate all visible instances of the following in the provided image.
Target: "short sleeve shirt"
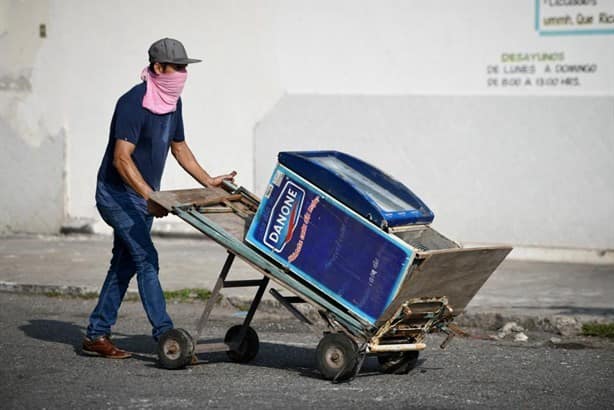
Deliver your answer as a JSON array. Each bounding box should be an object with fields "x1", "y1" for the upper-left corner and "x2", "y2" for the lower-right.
[{"x1": 96, "y1": 82, "x2": 185, "y2": 208}]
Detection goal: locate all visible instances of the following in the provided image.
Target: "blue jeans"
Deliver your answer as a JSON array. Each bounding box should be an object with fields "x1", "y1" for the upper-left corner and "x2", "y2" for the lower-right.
[{"x1": 87, "y1": 198, "x2": 173, "y2": 341}]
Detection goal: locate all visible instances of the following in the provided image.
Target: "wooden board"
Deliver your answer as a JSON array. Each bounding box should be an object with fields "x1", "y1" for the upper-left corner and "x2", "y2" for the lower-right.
[
  {"x1": 377, "y1": 246, "x2": 512, "y2": 324},
  {"x1": 148, "y1": 187, "x2": 229, "y2": 211}
]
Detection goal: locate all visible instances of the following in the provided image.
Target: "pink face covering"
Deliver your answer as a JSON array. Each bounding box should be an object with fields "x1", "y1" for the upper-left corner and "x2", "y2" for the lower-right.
[{"x1": 140, "y1": 67, "x2": 187, "y2": 114}]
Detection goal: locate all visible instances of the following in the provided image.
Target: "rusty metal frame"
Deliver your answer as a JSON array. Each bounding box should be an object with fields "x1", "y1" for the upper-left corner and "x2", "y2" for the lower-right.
[{"x1": 366, "y1": 296, "x2": 453, "y2": 353}]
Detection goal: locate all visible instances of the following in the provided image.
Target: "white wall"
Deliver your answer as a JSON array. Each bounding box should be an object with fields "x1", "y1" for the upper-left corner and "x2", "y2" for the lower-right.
[
  {"x1": 0, "y1": 0, "x2": 283, "y2": 233},
  {"x1": 1, "y1": 0, "x2": 613, "y2": 251},
  {"x1": 251, "y1": 0, "x2": 614, "y2": 250},
  {"x1": 253, "y1": 94, "x2": 614, "y2": 249},
  {"x1": 274, "y1": 0, "x2": 614, "y2": 95}
]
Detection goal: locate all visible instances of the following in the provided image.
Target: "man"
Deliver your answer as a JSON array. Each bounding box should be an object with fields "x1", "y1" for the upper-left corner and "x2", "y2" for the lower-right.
[{"x1": 83, "y1": 38, "x2": 236, "y2": 359}]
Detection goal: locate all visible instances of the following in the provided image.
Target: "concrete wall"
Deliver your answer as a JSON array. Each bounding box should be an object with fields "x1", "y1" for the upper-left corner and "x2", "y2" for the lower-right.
[
  {"x1": 1, "y1": 0, "x2": 613, "y2": 252},
  {"x1": 0, "y1": 0, "x2": 65, "y2": 233}
]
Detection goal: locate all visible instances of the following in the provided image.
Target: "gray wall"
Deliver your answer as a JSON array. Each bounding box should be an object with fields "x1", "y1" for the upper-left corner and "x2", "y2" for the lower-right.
[{"x1": 254, "y1": 95, "x2": 614, "y2": 249}]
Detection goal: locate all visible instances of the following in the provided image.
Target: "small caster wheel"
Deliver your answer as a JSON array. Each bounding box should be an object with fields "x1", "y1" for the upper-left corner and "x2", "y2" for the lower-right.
[
  {"x1": 157, "y1": 328, "x2": 194, "y2": 370},
  {"x1": 316, "y1": 333, "x2": 359, "y2": 381},
  {"x1": 378, "y1": 350, "x2": 420, "y2": 374},
  {"x1": 224, "y1": 325, "x2": 259, "y2": 363},
  {"x1": 176, "y1": 327, "x2": 197, "y2": 364}
]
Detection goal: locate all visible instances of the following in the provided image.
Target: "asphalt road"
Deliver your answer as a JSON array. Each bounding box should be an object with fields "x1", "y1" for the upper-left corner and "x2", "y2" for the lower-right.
[{"x1": 1, "y1": 293, "x2": 612, "y2": 410}]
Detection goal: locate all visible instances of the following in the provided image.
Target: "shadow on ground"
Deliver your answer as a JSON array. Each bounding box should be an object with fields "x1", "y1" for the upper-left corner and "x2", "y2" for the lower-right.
[
  {"x1": 201, "y1": 342, "x2": 430, "y2": 381},
  {"x1": 19, "y1": 320, "x2": 432, "y2": 380},
  {"x1": 18, "y1": 319, "x2": 157, "y2": 363}
]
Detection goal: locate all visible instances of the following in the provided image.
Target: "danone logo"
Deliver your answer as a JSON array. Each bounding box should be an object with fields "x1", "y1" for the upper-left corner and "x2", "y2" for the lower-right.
[{"x1": 264, "y1": 181, "x2": 305, "y2": 253}]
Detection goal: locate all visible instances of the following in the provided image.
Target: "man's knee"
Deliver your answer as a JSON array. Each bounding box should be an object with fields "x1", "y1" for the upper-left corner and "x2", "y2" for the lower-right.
[{"x1": 134, "y1": 247, "x2": 159, "y2": 274}]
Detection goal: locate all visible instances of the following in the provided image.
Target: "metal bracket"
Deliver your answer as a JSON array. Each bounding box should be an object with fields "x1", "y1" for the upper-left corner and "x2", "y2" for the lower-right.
[{"x1": 269, "y1": 288, "x2": 312, "y2": 325}]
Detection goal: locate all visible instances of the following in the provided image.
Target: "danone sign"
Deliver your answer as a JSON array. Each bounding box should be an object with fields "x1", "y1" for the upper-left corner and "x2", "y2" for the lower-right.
[
  {"x1": 246, "y1": 165, "x2": 414, "y2": 324},
  {"x1": 263, "y1": 181, "x2": 305, "y2": 253}
]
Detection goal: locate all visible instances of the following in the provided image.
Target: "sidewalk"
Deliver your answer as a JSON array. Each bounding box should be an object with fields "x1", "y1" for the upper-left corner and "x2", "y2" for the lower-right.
[{"x1": 1, "y1": 234, "x2": 613, "y2": 326}]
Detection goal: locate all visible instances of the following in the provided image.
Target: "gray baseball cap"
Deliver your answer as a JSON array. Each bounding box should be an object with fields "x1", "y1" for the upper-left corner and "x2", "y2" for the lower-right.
[{"x1": 148, "y1": 38, "x2": 202, "y2": 64}]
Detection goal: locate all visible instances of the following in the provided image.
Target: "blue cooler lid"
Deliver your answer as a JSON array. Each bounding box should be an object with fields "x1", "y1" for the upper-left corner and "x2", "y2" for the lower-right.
[{"x1": 278, "y1": 151, "x2": 434, "y2": 229}]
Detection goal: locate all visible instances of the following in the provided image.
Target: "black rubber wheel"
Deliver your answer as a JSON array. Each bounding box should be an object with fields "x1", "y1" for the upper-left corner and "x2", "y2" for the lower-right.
[
  {"x1": 176, "y1": 328, "x2": 195, "y2": 363},
  {"x1": 176, "y1": 328, "x2": 194, "y2": 349},
  {"x1": 224, "y1": 325, "x2": 259, "y2": 363},
  {"x1": 377, "y1": 350, "x2": 420, "y2": 374},
  {"x1": 316, "y1": 333, "x2": 359, "y2": 381},
  {"x1": 157, "y1": 328, "x2": 194, "y2": 370}
]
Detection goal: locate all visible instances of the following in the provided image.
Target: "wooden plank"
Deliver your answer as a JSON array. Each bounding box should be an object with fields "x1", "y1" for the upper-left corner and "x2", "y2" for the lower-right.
[
  {"x1": 148, "y1": 187, "x2": 229, "y2": 211},
  {"x1": 199, "y1": 207, "x2": 233, "y2": 214},
  {"x1": 222, "y1": 199, "x2": 253, "y2": 219},
  {"x1": 377, "y1": 246, "x2": 512, "y2": 324},
  {"x1": 195, "y1": 194, "x2": 243, "y2": 208},
  {"x1": 194, "y1": 342, "x2": 230, "y2": 354}
]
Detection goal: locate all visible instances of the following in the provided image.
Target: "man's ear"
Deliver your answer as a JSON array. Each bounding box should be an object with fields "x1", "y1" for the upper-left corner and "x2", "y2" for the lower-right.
[{"x1": 153, "y1": 62, "x2": 163, "y2": 75}]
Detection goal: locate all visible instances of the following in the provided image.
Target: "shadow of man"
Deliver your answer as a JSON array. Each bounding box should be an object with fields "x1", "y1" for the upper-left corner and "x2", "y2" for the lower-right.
[{"x1": 18, "y1": 320, "x2": 157, "y2": 363}]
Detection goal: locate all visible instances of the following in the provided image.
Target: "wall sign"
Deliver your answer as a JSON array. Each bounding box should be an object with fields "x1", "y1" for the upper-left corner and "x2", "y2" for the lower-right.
[
  {"x1": 536, "y1": 0, "x2": 614, "y2": 35},
  {"x1": 485, "y1": 51, "x2": 599, "y2": 90}
]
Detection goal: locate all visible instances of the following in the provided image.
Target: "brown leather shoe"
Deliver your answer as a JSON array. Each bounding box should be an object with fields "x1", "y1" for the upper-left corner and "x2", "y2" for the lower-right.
[{"x1": 82, "y1": 336, "x2": 132, "y2": 359}]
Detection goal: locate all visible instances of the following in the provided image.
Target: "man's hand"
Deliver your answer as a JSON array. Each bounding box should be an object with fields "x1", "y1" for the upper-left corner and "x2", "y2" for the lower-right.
[
  {"x1": 208, "y1": 171, "x2": 237, "y2": 187},
  {"x1": 147, "y1": 200, "x2": 169, "y2": 218}
]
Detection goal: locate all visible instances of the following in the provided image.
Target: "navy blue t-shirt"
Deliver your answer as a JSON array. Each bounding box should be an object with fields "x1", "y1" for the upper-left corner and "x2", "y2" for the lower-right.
[{"x1": 96, "y1": 82, "x2": 185, "y2": 210}]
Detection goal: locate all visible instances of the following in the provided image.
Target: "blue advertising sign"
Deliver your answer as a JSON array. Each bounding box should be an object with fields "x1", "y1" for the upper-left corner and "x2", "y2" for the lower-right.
[
  {"x1": 263, "y1": 181, "x2": 305, "y2": 253},
  {"x1": 246, "y1": 165, "x2": 414, "y2": 325}
]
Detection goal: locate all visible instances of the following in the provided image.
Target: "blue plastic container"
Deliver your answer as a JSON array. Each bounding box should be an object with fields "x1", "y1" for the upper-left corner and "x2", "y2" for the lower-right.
[{"x1": 278, "y1": 151, "x2": 434, "y2": 229}]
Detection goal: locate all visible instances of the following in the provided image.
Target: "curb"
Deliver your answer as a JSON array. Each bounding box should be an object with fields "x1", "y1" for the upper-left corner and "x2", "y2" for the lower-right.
[
  {"x1": 0, "y1": 281, "x2": 102, "y2": 297},
  {"x1": 1, "y1": 281, "x2": 608, "y2": 337}
]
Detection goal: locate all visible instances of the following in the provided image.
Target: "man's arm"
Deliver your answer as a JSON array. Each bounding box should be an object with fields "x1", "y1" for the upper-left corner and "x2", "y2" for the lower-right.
[
  {"x1": 113, "y1": 139, "x2": 154, "y2": 200},
  {"x1": 114, "y1": 140, "x2": 168, "y2": 217},
  {"x1": 171, "y1": 140, "x2": 236, "y2": 187}
]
